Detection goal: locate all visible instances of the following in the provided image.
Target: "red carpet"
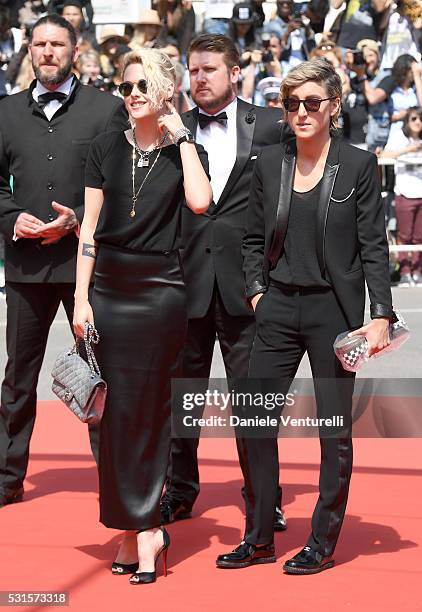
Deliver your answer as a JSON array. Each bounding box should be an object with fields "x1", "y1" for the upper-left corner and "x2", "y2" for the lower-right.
[{"x1": 0, "y1": 401, "x2": 420, "y2": 611}]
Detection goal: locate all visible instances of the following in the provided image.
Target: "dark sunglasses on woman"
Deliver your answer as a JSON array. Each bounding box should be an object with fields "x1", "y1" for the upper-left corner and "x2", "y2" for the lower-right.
[
  {"x1": 118, "y1": 79, "x2": 148, "y2": 97},
  {"x1": 283, "y1": 97, "x2": 336, "y2": 112}
]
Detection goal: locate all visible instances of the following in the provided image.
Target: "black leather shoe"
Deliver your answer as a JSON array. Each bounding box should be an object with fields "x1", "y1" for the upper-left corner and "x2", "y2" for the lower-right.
[
  {"x1": 0, "y1": 487, "x2": 24, "y2": 508},
  {"x1": 283, "y1": 546, "x2": 334, "y2": 574},
  {"x1": 274, "y1": 506, "x2": 287, "y2": 531},
  {"x1": 160, "y1": 494, "x2": 192, "y2": 524},
  {"x1": 216, "y1": 542, "x2": 276, "y2": 569}
]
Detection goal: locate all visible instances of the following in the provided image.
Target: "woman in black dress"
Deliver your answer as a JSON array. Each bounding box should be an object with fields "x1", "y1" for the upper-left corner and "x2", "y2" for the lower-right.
[{"x1": 73, "y1": 49, "x2": 212, "y2": 584}]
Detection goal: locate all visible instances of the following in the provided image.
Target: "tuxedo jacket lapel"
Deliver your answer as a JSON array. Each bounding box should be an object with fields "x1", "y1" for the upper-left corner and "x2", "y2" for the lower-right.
[
  {"x1": 182, "y1": 106, "x2": 199, "y2": 135},
  {"x1": 268, "y1": 141, "x2": 295, "y2": 268},
  {"x1": 216, "y1": 99, "x2": 255, "y2": 209},
  {"x1": 315, "y1": 138, "x2": 340, "y2": 277}
]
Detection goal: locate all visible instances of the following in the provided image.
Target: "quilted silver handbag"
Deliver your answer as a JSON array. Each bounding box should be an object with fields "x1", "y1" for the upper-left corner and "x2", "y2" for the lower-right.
[{"x1": 51, "y1": 323, "x2": 107, "y2": 424}]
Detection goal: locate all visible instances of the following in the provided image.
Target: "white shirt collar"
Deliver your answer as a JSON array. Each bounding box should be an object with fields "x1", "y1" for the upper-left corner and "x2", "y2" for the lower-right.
[{"x1": 32, "y1": 75, "x2": 74, "y2": 102}]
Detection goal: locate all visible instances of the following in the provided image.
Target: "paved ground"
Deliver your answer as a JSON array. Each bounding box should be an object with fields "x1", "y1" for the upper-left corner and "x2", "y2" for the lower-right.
[{"x1": 0, "y1": 286, "x2": 420, "y2": 399}]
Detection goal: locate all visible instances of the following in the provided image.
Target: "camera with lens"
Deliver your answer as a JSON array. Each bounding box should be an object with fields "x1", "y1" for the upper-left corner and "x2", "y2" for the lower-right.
[
  {"x1": 81, "y1": 74, "x2": 113, "y2": 91},
  {"x1": 352, "y1": 50, "x2": 365, "y2": 66},
  {"x1": 261, "y1": 33, "x2": 273, "y2": 64}
]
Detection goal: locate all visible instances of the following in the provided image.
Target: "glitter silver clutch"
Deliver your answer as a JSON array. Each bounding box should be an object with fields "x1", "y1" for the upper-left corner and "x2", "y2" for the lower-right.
[
  {"x1": 51, "y1": 324, "x2": 107, "y2": 424},
  {"x1": 334, "y1": 311, "x2": 410, "y2": 372}
]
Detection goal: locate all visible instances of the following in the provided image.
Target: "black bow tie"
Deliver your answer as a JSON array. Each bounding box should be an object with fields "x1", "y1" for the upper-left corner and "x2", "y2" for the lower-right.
[
  {"x1": 198, "y1": 111, "x2": 228, "y2": 129},
  {"x1": 37, "y1": 91, "x2": 67, "y2": 109}
]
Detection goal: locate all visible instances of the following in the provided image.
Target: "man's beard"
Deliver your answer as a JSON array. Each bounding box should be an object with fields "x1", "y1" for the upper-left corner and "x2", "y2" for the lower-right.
[
  {"x1": 192, "y1": 81, "x2": 234, "y2": 113},
  {"x1": 34, "y1": 58, "x2": 73, "y2": 86}
]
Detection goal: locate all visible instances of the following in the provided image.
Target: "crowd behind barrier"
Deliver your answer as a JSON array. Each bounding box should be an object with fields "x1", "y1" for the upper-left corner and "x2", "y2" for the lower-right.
[{"x1": 1, "y1": 0, "x2": 422, "y2": 295}]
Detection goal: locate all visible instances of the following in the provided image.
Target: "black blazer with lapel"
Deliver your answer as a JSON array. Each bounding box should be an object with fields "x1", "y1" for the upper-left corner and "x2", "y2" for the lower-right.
[
  {"x1": 0, "y1": 78, "x2": 128, "y2": 283},
  {"x1": 180, "y1": 98, "x2": 287, "y2": 319},
  {"x1": 242, "y1": 137, "x2": 393, "y2": 328}
]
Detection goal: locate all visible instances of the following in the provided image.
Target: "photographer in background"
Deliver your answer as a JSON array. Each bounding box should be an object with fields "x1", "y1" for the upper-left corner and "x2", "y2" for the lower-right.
[
  {"x1": 242, "y1": 33, "x2": 283, "y2": 102},
  {"x1": 353, "y1": 52, "x2": 422, "y2": 144},
  {"x1": 342, "y1": 46, "x2": 371, "y2": 147},
  {"x1": 349, "y1": 39, "x2": 391, "y2": 151},
  {"x1": 229, "y1": 2, "x2": 262, "y2": 67},
  {"x1": 265, "y1": 0, "x2": 315, "y2": 69}
]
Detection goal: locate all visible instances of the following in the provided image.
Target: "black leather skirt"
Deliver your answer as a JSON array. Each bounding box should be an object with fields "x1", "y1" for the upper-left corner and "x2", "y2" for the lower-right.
[{"x1": 92, "y1": 244, "x2": 187, "y2": 530}]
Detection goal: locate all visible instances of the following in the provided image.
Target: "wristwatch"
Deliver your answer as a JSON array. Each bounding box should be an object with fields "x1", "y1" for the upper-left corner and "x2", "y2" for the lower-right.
[{"x1": 174, "y1": 127, "x2": 195, "y2": 146}]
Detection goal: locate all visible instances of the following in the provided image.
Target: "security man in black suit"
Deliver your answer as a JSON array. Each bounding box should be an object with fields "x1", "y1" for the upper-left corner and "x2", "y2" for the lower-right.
[
  {"x1": 161, "y1": 34, "x2": 289, "y2": 531},
  {"x1": 0, "y1": 14, "x2": 127, "y2": 508}
]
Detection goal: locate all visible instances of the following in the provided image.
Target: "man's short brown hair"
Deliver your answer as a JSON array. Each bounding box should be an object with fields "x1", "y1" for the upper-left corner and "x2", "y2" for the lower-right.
[{"x1": 187, "y1": 34, "x2": 240, "y2": 69}]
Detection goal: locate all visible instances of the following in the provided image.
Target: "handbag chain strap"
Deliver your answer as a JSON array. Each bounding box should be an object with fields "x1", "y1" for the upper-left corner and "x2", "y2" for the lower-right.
[
  {"x1": 84, "y1": 323, "x2": 101, "y2": 377},
  {"x1": 72, "y1": 323, "x2": 102, "y2": 377}
]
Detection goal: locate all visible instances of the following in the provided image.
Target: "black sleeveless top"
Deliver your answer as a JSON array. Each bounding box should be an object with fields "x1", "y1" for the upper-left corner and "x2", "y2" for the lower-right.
[{"x1": 270, "y1": 180, "x2": 331, "y2": 288}]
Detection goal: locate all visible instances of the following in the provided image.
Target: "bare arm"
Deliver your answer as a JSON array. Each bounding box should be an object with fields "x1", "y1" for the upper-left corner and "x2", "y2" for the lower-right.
[
  {"x1": 158, "y1": 102, "x2": 212, "y2": 213},
  {"x1": 179, "y1": 141, "x2": 213, "y2": 213},
  {"x1": 73, "y1": 187, "x2": 104, "y2": 337},
  {"x1": 361, "y1": 77, "x2": 388, "y2": 104},
  {"x1": 381, "y1": 142, "x2": 422, "y2": 158}
]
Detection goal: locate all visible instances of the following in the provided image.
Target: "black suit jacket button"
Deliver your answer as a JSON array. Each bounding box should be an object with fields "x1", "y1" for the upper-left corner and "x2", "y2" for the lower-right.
[
  {"x1": 205, "y1": 247, "x2": 211, "y2": 253},
  {"x1": 210, "y1": 214, "x2": 217, "y2": 220},
  {"x1": 47, "y1": 154, "x2": 53, "y2": 160},
  {"x1": 47, "y1": 182, "x2": 53, "y2": 190},
  {"x1": 48, "y1": 126, "x2": 53, "y2": 133},
  {"x1": 48, "y1": 214, "x2": 55, "y2": 221}
]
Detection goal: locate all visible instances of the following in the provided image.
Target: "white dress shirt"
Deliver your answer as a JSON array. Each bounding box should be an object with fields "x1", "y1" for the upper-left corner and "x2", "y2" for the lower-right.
[
  {"x1": 196, "y1": 97, "x2": 237, "y2": 204},
  {"x1": 32, "y1": 75, "x2": 74, "y2": 121}
]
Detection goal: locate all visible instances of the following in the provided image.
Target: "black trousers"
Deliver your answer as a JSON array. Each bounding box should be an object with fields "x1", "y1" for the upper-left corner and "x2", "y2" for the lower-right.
[
  {"x1": 166, "y1": 285, "x2": 259, "y2": 508},
  {"x1": 243, "y1": 283, "x2": 355, "y2": 555},
  {"x1": 0, "y1": 282, "x2": 98, "y2": 495}
]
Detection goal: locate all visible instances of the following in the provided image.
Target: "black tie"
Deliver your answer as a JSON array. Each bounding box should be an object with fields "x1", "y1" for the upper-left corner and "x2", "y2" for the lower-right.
[
  {"x1": 198, "y1": 111, "x2": 228, "y2": 129},
  {"x1": 37, "y1": 91, "x2": 67, "y2": 109}
]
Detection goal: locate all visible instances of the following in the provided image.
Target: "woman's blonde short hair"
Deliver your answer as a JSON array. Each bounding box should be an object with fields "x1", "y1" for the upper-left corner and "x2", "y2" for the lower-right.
[
  {"x1": 280, "y1": 58, "x2": 342, "y2": 131},
  {"x1": 122, "y1": 48, "x2": 175, "y2": 111}
]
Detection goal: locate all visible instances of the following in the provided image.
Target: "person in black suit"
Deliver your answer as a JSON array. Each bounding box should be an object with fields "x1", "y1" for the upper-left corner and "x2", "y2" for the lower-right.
[
  {"x1": 0, "y1": 13, "x2": 127, "y2": 508},
  {"x1": 216, "y1": 57, "x2": 393, "y2": 572},
  {"x1": 161, "y1": 33, "x2": 288, "y2": 532}
]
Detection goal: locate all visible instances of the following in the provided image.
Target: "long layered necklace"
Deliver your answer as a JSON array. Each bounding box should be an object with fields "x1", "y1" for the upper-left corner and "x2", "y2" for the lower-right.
[{"x1": 130, "y1": 129, "x2": 167, "y2": 218}]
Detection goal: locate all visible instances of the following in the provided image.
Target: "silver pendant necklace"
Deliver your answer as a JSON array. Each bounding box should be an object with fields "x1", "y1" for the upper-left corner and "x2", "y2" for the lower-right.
[{"x1": 132, "y1": 127, "x2": 168, "y2": 167}]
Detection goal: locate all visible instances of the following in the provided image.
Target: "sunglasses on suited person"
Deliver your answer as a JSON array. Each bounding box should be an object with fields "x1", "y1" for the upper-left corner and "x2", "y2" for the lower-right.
[
  {"x1": 283, "y1": 97, "x2": 337, "y2": 112},
  {"x1": 118, "y1": 79, "x2": 148, "y2": 97}
]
